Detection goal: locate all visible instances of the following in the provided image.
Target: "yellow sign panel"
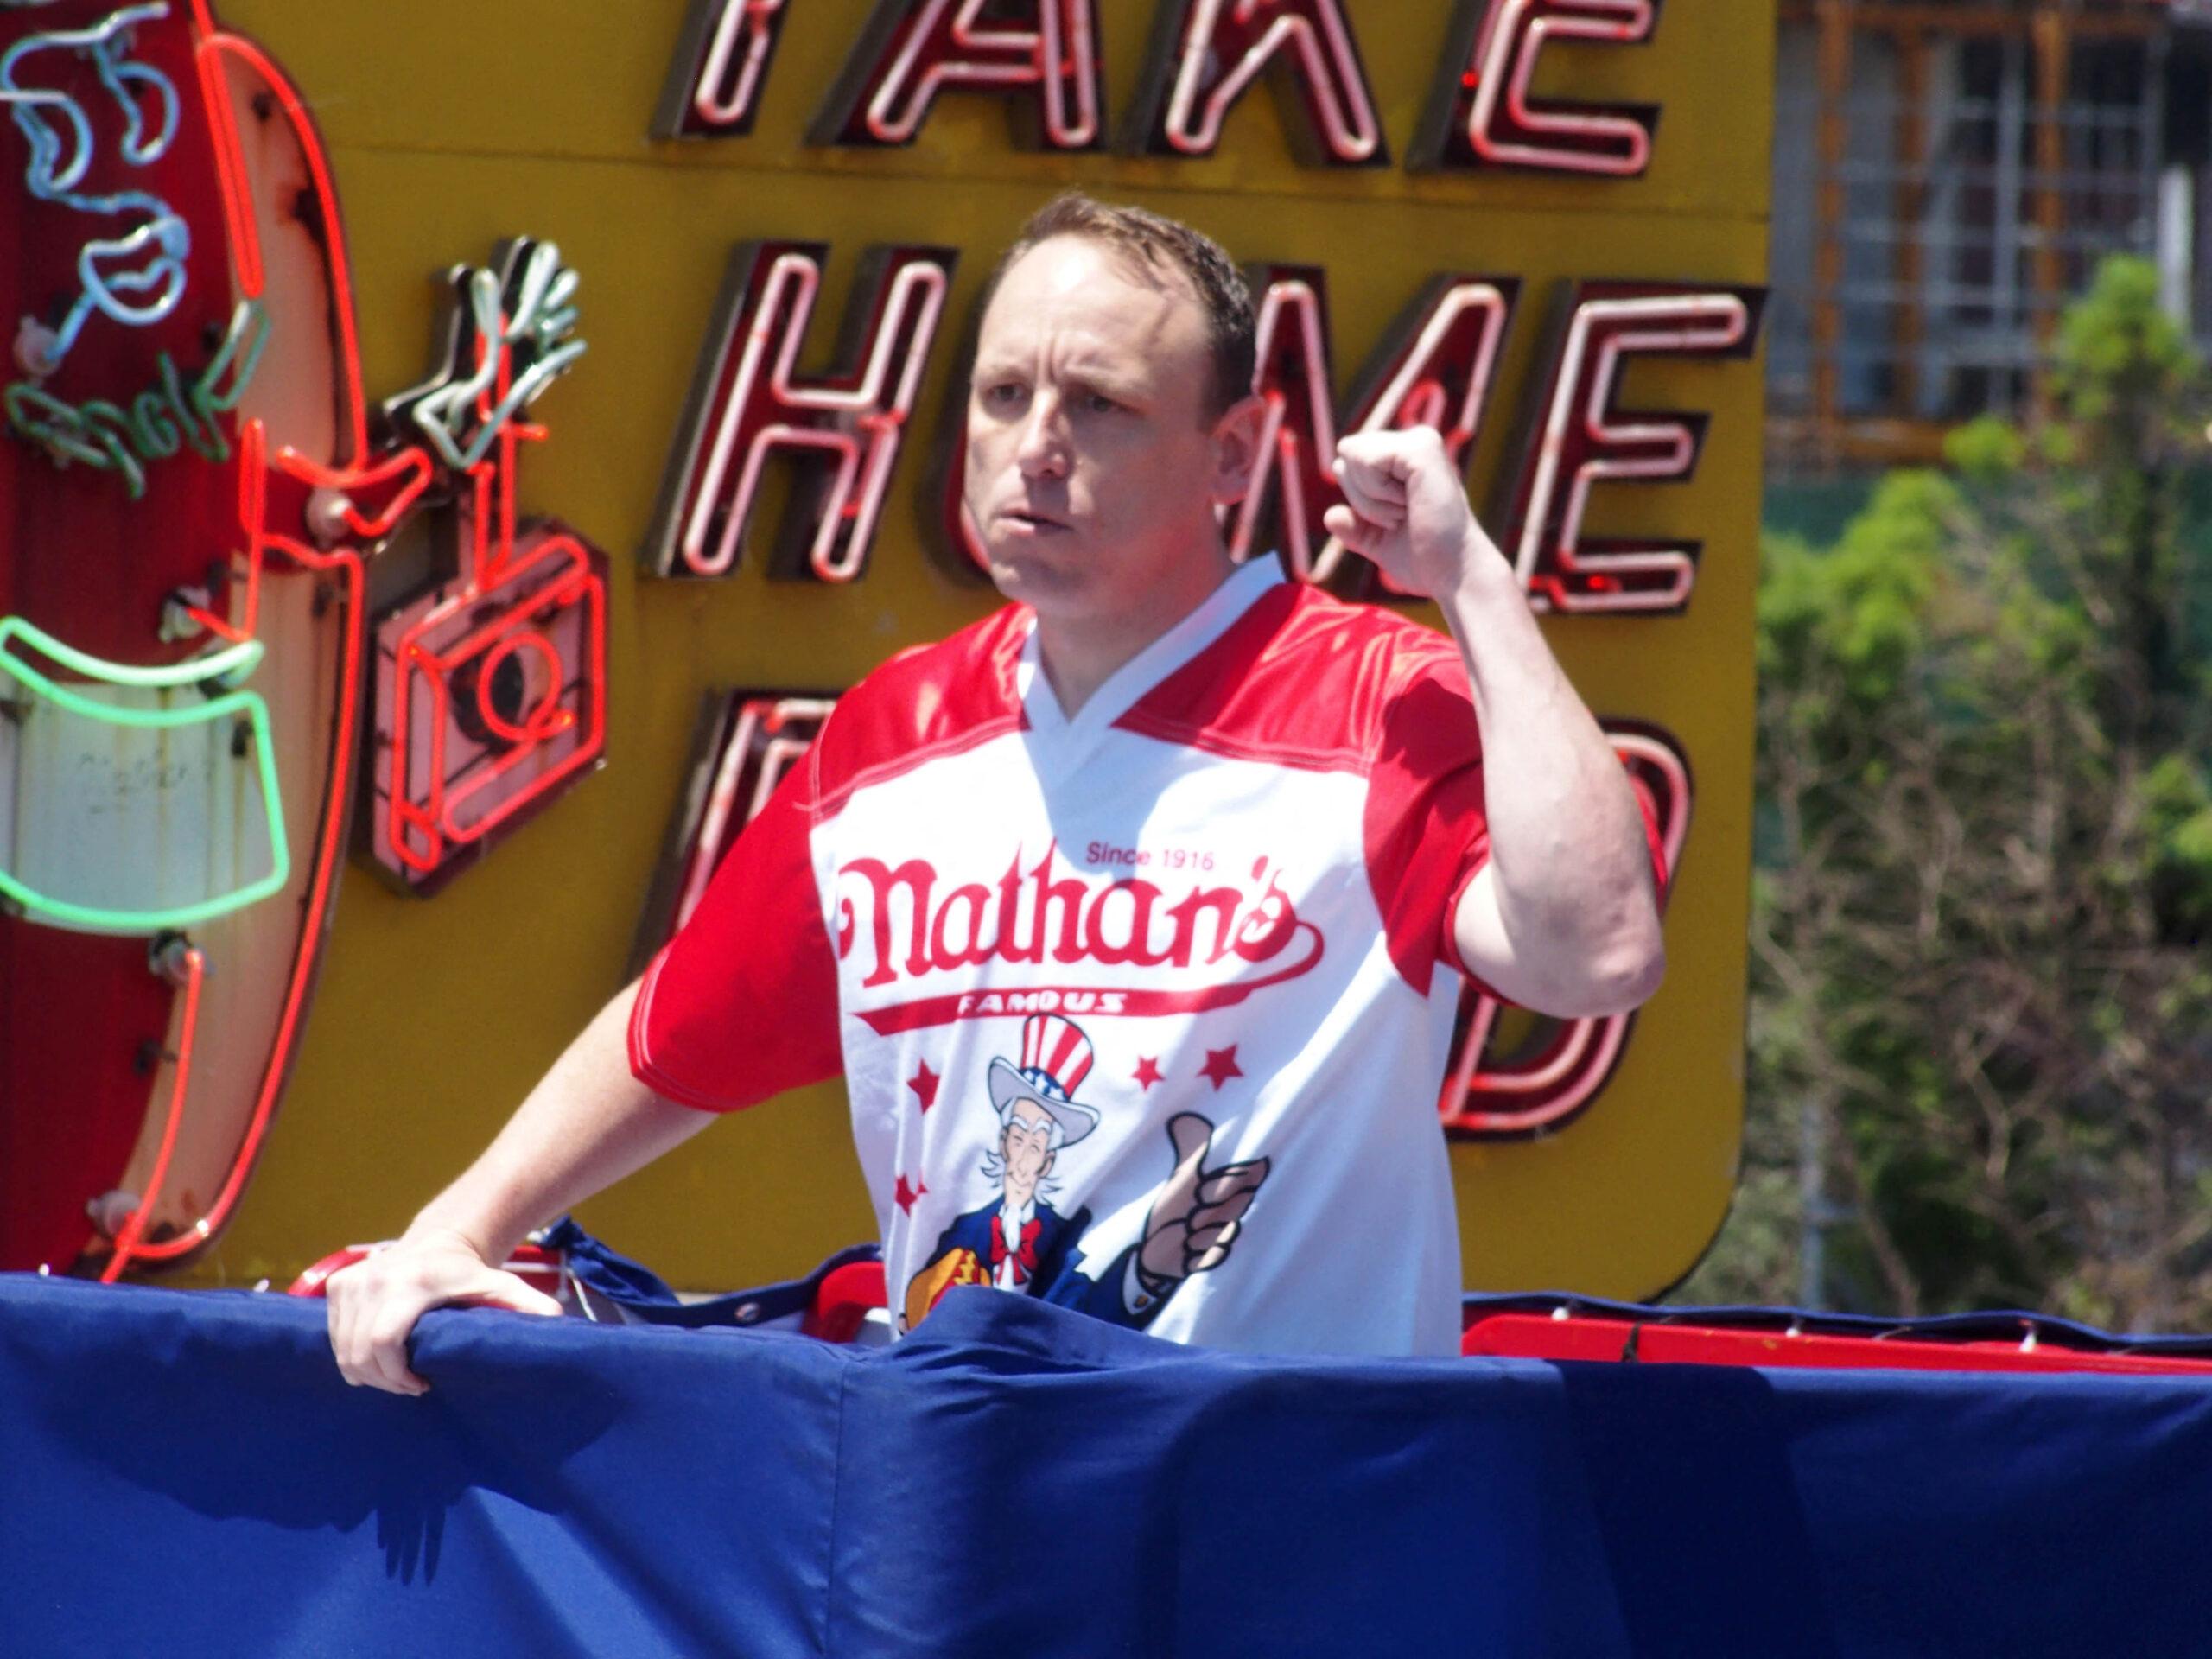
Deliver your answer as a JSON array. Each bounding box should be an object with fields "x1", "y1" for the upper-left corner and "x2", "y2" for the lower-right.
[{"x1": 188, "y1": 0, "x2": 1770, "y2": 1299}]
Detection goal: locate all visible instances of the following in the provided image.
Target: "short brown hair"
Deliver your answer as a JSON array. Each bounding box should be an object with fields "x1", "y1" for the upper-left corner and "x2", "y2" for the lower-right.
[{"x1": 982, "y1": 193, "x2": 1255, "y2": 421}]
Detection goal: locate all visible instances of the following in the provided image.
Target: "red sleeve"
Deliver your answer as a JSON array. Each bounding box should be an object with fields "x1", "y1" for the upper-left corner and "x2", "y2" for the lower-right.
[
  {"x1": 1363, "y1": 652, "x2": 1673, "y2": 1000},
  {"x1": 1363, "y1": 651, "x2": 1491, "y2": 997},
  {"x1": 627, "y1": 746, "x2": 842, "y2": 1113}
]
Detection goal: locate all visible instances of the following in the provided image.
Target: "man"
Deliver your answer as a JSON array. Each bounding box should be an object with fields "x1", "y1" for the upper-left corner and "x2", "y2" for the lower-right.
[{"x1": 327, "y1": 194, "x2": 1663, "y2": 1393}]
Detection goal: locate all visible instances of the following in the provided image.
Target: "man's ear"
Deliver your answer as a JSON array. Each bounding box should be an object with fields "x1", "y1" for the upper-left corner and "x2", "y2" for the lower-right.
[{"x1": 1207, "y1": 391, "x2": 1268, "y2": 507}]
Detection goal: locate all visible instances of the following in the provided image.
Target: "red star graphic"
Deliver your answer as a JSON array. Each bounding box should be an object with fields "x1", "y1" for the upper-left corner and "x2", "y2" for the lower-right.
[
  {"x1": 907, "y1": 1060, "x2": 940, "y2": 1113},
  {"x1": 893, "y1": 1173, "x2": 928, "y2": 1215},
  {"x1": 1133, "y1": 1056, "x2": 1164, "y2": 1092},
  {"x1": 1198, "y1": 1046, "x2": 1243, "y2": 1090}
]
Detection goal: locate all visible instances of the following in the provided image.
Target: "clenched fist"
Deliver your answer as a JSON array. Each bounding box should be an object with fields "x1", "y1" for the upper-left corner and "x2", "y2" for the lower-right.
[{"x1": 1323, "y1": 427, "x2": 1503, "y2": 601}]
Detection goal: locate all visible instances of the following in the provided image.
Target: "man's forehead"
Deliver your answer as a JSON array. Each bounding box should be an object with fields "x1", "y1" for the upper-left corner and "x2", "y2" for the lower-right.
[
  {"x1": 1008, "y1": 1098, "x2": 1053, "y2": 1128},
  {"x1": 979, "y1": 235, "x2": 1205, "y2": 352}
]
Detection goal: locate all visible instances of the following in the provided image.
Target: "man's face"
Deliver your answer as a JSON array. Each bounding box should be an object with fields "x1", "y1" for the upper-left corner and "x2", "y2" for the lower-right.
[
  {"x1": 1001, "y1": 1098, "x2": 1057, "y2": 1204},
  {"x1": 963, "y1": 234, "x2": 1254, "y2": 622}
]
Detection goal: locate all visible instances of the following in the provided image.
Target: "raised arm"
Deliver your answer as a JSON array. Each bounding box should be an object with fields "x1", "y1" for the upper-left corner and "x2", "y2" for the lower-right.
[
  {"x1": 1326, "y1": 428, "x2": 1665, "y2": 1018},
  {"x1": 325, "y1": 979, "x2": 715, "y2": 1395}
]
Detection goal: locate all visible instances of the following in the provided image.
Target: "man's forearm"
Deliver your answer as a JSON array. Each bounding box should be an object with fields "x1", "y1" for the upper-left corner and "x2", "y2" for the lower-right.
[
  {"x1": 404, "y1": 979, "x2": 718, "y2": 1262},
  {"x1": 1434, "y1": 539, "x2": 1662, "y2": 1001}
]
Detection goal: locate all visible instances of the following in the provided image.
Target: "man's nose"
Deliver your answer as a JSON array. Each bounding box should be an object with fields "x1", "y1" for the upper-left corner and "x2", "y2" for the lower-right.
[{"x1": 1014, "y1": 391, "x2": 1070, "y2": 480}]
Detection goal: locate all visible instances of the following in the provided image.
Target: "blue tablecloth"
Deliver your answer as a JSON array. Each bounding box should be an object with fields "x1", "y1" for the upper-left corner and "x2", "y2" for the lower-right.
[{"x1": 4, "y1": 1273, "x2": 2209, "y2": 1656}]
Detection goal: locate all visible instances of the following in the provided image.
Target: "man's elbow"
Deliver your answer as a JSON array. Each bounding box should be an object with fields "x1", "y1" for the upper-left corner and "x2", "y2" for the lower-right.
[
  {"x1": 1585, "y1": 917, "x2": 1667, "y2": 1014},
  {"x1": 1535, "y1": 923, "x2": 1665, "y2": 1020}
]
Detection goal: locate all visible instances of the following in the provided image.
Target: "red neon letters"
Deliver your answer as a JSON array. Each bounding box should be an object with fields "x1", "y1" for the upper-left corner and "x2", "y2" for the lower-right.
[
  {"x1": 658, "y1": 0, "x2": 1675, "y2": 175},
  {"x1": 1414, "y1": 0, "x2": 1665, "y2": 176},
  {"x1": 1124, "y1": 0, "x2": 1386, "y2": 165},
  {"x1": 812, "y1": 0, "x2": 1103, "y2": 149},
  {"x1": 1436, "y1": 720, "x2": 1690, "y2": 1137},
  {"x1": 1500, "y1": 281, "x2": 1765, "y2": 615},
  {"x1": 1232, "y1": 267, "x2": 1519, "y2": 586},
  {"x1": 646, "y1": 242, "x2": 957, "y2": 583},
  {"x1": 655, "y1": 0, "x2": 794, "y2": 137},
  {"x1": 633, "y1": 690, "x2": 836, "y2": 971}
]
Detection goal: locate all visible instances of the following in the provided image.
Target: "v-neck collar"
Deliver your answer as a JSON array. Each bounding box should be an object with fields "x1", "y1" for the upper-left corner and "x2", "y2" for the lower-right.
[{"x1": 1016, "y1": 557, "x2": 1283, "y2": 745}]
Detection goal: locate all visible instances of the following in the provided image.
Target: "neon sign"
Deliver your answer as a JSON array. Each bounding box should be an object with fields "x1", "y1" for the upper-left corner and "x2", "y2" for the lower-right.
[
  {"x1": 1123, "y1": 0, "x2": 1385, "y2": 164},
  {"x1": 1437, "y1": 721, "x2": 1689, "y2": 1135},
  {"x1": 1500, "y1": 281, "x2": 1765, "y2": 615},
  {"x1": 0, "y1": 0, "x2": 613, "y2": 1278},
  {"x1": 812, "y1": 0, "x2": 1103, "y2": 150},
  {"x1": 2, "y1": 2, "x2": 191, "y2": 374},
  {"x1": 657, "y1": 0, "x2": 1681, "y2": 175},
  {"x1": 1412, "y1": 0, "x2": 1665, "y2": 176},
  {"x1": 631, "y1": 690, "x2": 835, "y2": 973},
  {"x1": 1233, "y1": 267, "x2": 1519, "y2": 587},
  {"x1": 4, "y1": 296, "x2": 264, "y2": 496},
  {"x1": 645, "y1": 240, "x2": 956, "y2": 583},
  {"x1": 655, "y1": 0, "x2": 793, "y2": 138},
  {"x1": 368, "y1": 238, "x2": 607, "y2": 895}
]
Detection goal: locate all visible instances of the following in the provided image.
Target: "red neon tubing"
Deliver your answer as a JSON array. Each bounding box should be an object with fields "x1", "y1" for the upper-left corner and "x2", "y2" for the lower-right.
[{"x1": 99, "y1": 946, "x2": 207, "y2": 1283}]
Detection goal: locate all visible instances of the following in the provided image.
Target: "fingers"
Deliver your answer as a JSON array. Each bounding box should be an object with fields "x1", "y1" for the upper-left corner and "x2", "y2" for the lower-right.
[
  {"x1": 326, "y1": 1243, "x2": 564, "y2": 1397},
  {"x1": 1322, "y1": 502, "x2": 1390, "y2": 558},
  {"x1": 327, "y1": 1257, "x2": 431, "y2": 1396},
  {"x1": 1195, "y1": 1160, "x2": 1269, "y2": 1206},
  {"x1": 451, "y1": 1269, "x2": 566, "y2": 1319},
  {"x1": 1336, "y1": 426, "x2": 1443, "y2": 479},
  {"x1": 1332, "y1": 454, "x2": 1405, "y2": 531}
]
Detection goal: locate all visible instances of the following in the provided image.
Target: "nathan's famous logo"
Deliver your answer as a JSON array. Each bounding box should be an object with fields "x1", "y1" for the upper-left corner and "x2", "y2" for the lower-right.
[{"x1": 835, "y1": 844, "x2": 1323, "y2": 1031}]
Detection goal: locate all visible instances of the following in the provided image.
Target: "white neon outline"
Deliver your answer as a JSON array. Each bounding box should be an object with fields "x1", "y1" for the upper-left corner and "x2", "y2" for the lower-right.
[
  {"x1": 679, "y1": 251, "x2": 950, "y2": 583},
  {"x1": 1161, "y1": 0, "x2": 1381, "y2": 162},
  {"x1": 1466, "y1": 0, "x2": 1656, "y2": 176},
  {"x1": 1232, "y1": 277, "x2": 1512, "y2": 585},
  {"x1": 690, "y1": 0, "x2": 789, "y2": 129},
  {"x1": 673, "y1": 695, "x2": 834, "y2": 934},
  {"x1": 1510, "y1": 290, "x2": 1749, "y2": 614},
  {"x1": 1229, "y1": 278, "x2": 1335, "y2": 578},
  {"x1": 862, "y1": 0, "x2": 1098, "y2": 147},
  {"x1": 1439, "y1": 728, "x2": 1689, "y2": 1135}
]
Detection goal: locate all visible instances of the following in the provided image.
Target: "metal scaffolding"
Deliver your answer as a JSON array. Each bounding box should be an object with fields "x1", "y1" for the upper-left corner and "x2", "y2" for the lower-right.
[{"x1": 1770, "y1": 0, "x2": 2185, "y2": 466}]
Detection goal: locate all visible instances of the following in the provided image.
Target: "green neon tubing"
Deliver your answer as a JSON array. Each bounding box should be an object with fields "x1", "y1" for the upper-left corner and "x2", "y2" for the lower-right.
[{"x1": 0, "y1": 615, "x2": 290, "y2": 932}]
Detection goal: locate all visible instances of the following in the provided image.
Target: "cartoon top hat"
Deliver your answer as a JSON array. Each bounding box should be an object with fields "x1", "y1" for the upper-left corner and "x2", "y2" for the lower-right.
[{"x1": 987, "y1": 1013, "x2": 1102, "y2": 1147}]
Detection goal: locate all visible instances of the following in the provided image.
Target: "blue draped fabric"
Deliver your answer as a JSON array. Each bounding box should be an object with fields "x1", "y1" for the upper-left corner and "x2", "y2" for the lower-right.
[{"x1": 4, "y1": 1272, "x2": 2211, "y2": 1657}]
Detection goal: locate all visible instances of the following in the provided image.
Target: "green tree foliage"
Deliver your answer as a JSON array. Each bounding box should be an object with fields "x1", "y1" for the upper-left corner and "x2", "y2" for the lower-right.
[{"x1": 1679, "y1": 257, "x2": 2212, "y2": 1328}]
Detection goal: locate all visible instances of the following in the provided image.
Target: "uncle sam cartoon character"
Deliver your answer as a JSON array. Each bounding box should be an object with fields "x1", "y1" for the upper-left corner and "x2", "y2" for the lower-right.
[{"x1": 902, "y1": 1013, "x2": 1271, "y2": 1332}]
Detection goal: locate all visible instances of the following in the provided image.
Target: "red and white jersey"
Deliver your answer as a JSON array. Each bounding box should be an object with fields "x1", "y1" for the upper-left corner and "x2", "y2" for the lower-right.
[{"x1": 630, "y1": 560, "x2": 1510, "y2": 1357}]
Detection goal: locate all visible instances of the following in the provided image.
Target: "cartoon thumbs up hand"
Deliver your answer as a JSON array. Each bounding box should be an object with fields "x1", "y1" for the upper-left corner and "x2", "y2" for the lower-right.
[{"x1": 1137, "y1": 1113, "x2": 1271, "y2": 1290}]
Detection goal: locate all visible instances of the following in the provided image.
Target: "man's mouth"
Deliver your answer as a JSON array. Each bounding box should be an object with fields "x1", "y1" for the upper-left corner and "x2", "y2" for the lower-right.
[{"x1": 997, "y1": 506, "x2": 1071, "y2": 534}]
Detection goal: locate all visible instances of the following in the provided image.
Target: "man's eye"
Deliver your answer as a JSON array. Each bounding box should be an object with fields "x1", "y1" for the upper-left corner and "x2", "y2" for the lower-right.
[
  {"x1": 1083, "y1": 392, "x2": 1121, "y2": 415},
  {"x1": 982, "y1": 383, "x2": 1024, "y2": 406}
]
